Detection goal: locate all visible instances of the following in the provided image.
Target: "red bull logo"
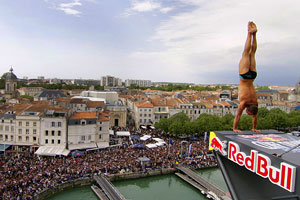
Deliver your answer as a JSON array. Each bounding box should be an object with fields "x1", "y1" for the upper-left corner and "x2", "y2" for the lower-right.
[
  {"x1": 210, "y1": 137, "x2": 227, "y2": 156},
  {"x1": 228, "y1": 141, "x2": 296, "y2": 192}
]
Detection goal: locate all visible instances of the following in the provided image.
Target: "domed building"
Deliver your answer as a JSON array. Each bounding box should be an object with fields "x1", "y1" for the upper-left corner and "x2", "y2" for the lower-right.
[{"x1": 5, "y1": 67, "x2": 19, "y2": 100}]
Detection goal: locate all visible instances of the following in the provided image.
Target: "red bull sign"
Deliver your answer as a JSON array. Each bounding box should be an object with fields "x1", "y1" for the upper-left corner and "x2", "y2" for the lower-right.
[{"x1": 209, "y1": 132, "x2": 296, "y2": 192}]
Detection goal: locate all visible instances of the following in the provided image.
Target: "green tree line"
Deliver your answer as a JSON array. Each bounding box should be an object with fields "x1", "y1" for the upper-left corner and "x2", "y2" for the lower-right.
[
  {"x1": 129, "y1": 83, "x2": 232, "y2": 91},
  {"x1": 154, "y1": 108, "x2": 300, "y2": 136}
]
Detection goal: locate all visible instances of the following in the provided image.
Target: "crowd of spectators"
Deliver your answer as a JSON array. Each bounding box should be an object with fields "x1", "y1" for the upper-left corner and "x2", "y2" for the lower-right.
[{"x1": 0, "y1": 127, "x2": 216, "y2": 200}]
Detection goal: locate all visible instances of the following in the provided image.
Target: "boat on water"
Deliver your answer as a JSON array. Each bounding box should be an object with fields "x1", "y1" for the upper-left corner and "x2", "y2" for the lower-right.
[{"x1": 209, "y1": 130, "x2": 300, "y2": 200}]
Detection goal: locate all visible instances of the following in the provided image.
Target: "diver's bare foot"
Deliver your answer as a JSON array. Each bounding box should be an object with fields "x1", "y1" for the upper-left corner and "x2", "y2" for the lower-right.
[{"x1": 248, "y1": 21, "x2": 257, "y2": 33}]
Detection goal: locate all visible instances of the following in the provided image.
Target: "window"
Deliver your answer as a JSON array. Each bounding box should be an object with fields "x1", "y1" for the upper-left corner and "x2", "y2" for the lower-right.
[
  {"x1": 140, "y1": 114, "x2": 142, "y2": 117},
  {"x1": 144, "y1": 119, "x2": 146, "y2": 123},
  {"x1": 52, "y1": 139, "x2": 54, "y2": 144},
  {"x1": 11, "y1": 126, "x2": 14, "y2": 132},
  {"x1": 19, "y1": 136, "x2": 22, "y2": 141},
  {"x1": 1, "y1": 119, "x2": 4, "y2": 123},
  {"x1": 51, "y1": 122, "x2": 55, "y2": 127},
  {"x1": 140, "y1": 109, "x2": 142, "y2": 112},
  {"x1": 5, "y1": 135, "x2": 8, "y2": 140},
  {"x1": 149, "y1": 114, "x2": 151, "y2": 117},
  {"x1": 149, "y1": 109, "x2": 151, "y2": 111},
  {"x1": 33, "y1": 137, "x2": 36, "y2": 141},
  {"x1": 52, "y1": 130, "x2": 55, "y2": 136},
  {"x1": 19, "y1": 122, "x2": 22, "y2": 126},
  {"x1": 99, "y1": 127, "x2": 102, "y2": 131},
  {"x1": 26, "y1": 122, "x2": 29, "y2": 126},
  {"x1": 11, "y1": 135, "x2": 13, "y2": 141},
  {"x1": 5, "y1": 126, "x2": 9, "y2": 131},
  {"x1": 99, "y1": 134, "x2": 102, "y2": 139},
  {"x1": 144, "y1": 109, "x2": 147, "y2": 112},
  {"x1": 58, "y1": 140, "x2": 61, "y2": 144},
  {"x1": 58, "y1": 122, "x2": 62, "y2": 127},
  {"x1": 45, "y1": 130, "x2": 48, "y2": 136},
  {"x1": 33, "y1": 122, "x2": 37, "y2": 127},
  {"x1": 26, "y1": 136, "x2": 29, "y2": 141},
  {"x1": 45, "y1": 139, "x2": 48, "y2": 144},
  {"x1": 88, "y1": 135, "x2": 91, "y2": 140},
  {"x1": 18, "y1": 129, "x2": 22, "y2": 134},
  {"x1": 0, "y1": 125, "x2": 2, "y2": 131},
  {"x1": 26, "y1": 129, "x2": 29, "y2": 134},
  {"x1": 140, "y1": 119, "x2": 142, "y2": 123},
  {"x1": 144, "y1": 114, "x2": 147, "y2": 117},
  {"x1": 33, "y1": 129, "x2": 36, "y2": 134},
  {"x1": 58, "y1": 131, "x2": 61, "y2": 136},
  {"x1": 81, "y1": 121, "x2": 86, "y2": 125},
  {"x1": 10, "y1": 120, "x2": 13, "y2": 123},
  {"x1": 81, "y1": 136, "x2": 85, "y2": 141},
  {"x1": 0, "y1": 135, "x2": 2, "y2": 140}
]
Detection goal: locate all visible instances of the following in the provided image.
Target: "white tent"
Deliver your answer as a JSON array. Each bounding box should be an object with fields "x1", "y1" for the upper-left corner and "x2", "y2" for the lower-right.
[
  {"x1": 146, "y1": 144, "x2": 157, "y2": 148},
  {"x1": 153, "y1": 138, "x2": 164, "y2": 143},
  {"x1": 116, "y1": 131, "x2": 131, "y2": 137},
  {"x1": 35, "y1": 146, "x2": 70, "y2": 156},
  {"x1": 109, "y1": 130, "x2": 114, "y2": 135},
  {"x1": 156, "y1": 142, "x2": 166, "y2": 146},
  {"x1": 140, "y1": 135, "x2": 152, "y2": 141}
]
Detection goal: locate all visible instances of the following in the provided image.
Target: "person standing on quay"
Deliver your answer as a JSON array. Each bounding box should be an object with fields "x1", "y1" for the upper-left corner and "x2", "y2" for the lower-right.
[{"x1": 233, "y1": 21, "x2": 260, "y2": 133}]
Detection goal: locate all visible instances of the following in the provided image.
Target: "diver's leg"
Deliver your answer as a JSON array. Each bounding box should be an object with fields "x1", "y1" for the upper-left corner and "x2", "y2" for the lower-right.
[
  {"x1": 250, "y1": 23, "x2": 257, "y2": 72},
  {"x1": 239, "y1": 22, "x2": 253, "y2": 74}
]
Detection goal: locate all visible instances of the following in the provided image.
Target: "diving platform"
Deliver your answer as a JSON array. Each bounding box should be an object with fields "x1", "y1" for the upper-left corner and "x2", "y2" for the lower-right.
[
  {"x1": 176, "y1": 166, "x2": 231, "y2": 200},
  {"x1": 210, "y1": 130, "x2": 300, "y2": 200},
  {"x1": 93, "y1": 175, "x2": 126, "y2": 200}
]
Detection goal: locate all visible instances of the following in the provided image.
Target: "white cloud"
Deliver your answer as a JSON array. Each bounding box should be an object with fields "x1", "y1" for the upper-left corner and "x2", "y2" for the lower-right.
[
  {"x1": 45, "y1": 0, "x2": 83, "y2": 16},
  {"x1": 129, "y1": 0, "x2": 300, "y2": 84},
  {"x1": 124, "y1": 0, "x2": 174, "y2": 16},
  {"x1": 58, "y1": 7, "x2": 82, "y2": 16},
  {"x1": 160, "y1": 7, "x2": 173, "y2": 14},
  {"x1": 60, "y1": 0, "x2": 82, "y2": 8}
]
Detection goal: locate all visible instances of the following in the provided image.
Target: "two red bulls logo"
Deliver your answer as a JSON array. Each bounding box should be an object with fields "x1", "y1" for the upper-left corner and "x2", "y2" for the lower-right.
[{"x1": 210, "y1": 137, "x2": 227, "y2": 156}]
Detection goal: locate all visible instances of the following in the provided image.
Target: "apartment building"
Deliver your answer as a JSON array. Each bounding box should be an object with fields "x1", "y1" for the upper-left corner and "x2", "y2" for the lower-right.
[
  {"x1": 40, "y1": 108, "x2": 68, "y2": 147},
  {"x1": 125, "y1": 79, "x2": 151, "y2": 87},
  {"x1": 0, "y1": 113, "x2": 16, "y2": 145},
  {"x1": 68, "y1": 111, "x2": 110, "y2": 150},
  {"x1": 134, "y1": 102, "x2": 154, "y2": 127},
  {"x1": 100, "y1": 75, "x2": 122, "y2": 87}
]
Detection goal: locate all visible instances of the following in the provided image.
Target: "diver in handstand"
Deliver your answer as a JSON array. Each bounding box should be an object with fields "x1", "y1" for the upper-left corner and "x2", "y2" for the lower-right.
[{"x1": 233, "y1": 21, "x2": 260, "y2": 133}]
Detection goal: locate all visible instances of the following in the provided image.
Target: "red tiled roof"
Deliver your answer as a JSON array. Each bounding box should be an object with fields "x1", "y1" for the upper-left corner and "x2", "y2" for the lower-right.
[
  {"x1": 70, "y1": 112, "x2": 97, "y2": 120},
  {"x1": 136, "y1": 102, "x2": 154, "y2": 108}
]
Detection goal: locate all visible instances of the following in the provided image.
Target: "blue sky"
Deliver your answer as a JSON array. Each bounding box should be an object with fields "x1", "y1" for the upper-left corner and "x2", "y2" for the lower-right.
[{"x1": 0, "y1": 0, "x2": 299, "y2": 86}]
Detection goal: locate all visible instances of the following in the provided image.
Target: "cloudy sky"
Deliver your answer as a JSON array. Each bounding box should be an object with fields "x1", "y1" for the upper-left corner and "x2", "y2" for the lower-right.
[{"x1": 0, "y1": 0, "x2": 299, "y2": 86}]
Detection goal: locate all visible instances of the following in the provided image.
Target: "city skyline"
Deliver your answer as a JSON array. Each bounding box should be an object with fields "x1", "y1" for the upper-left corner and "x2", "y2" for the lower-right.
[{"x1": 1, "y1": 0, "x2": 300, "y2": 86}]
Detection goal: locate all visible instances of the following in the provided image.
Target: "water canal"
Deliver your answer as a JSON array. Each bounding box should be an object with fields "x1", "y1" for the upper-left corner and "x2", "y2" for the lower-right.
[{"x1": 49, "y1": 167, "x2": 228, "y2": 200}]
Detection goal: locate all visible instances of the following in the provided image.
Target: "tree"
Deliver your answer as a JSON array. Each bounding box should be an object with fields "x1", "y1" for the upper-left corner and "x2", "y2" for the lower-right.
[
  {"x1": 195, "y1": 114, "x2": 222, "y2": 133},
  {"x1": 154, "y1": 118, "x2": 170, "y2": 133},
  {"x1": 265, "y1": 108, "x2": 288, "y2": 129},
  {"x1": 238, "y1": 115, "x2": 252, "y2": 130},
  {"x1": 20, "y1": 95, "x2": 34, "y2": 101},
  {"x1": 221, "y1": 114, "x2": 235, "y2": 130},
  {"x1": 258, "y1": 107, "x2": 269, "y2": 118}
]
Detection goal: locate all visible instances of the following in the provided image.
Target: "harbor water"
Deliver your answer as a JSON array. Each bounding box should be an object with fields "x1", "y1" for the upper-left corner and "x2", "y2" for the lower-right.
[{"x1": 49, "y1": 167, "x2": 228, "y2": 200}]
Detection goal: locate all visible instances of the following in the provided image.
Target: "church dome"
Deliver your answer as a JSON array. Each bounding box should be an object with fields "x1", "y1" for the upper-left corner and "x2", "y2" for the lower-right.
[{"x1": 5, "y1": 67, "x2": 18, "y2": 81}]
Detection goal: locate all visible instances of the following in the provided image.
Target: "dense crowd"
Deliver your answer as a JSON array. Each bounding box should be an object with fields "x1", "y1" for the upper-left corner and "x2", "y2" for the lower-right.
[{"x1": 0, "y1": 127, "x2": 216, "y2": 200}]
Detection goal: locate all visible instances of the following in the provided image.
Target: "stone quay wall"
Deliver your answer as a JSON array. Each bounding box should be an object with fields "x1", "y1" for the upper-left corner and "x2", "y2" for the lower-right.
[{"x1": 34, "y1": 178, "x2": 93, "y2": 200}]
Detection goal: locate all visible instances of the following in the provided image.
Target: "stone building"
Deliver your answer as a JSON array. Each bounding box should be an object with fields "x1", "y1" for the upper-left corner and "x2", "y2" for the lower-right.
[{"x1": 4, "y1": 67, "x2": 19, "y2": 100}]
